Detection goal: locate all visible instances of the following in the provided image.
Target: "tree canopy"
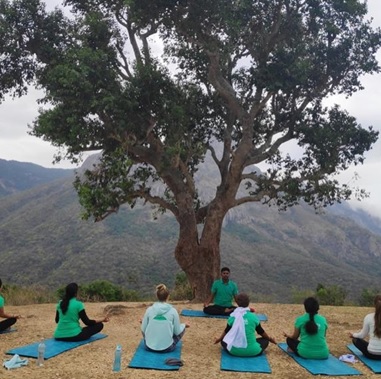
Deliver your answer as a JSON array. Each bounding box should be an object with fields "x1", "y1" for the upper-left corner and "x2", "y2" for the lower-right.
[{"x1": 1, "y1": 0, "x2": 380, "y2": 299}]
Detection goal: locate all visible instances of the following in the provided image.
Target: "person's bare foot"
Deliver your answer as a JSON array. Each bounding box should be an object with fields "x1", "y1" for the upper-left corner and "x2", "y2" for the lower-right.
[{"x1": 224, "y1": 307, "x2": 234, "y2": 314}]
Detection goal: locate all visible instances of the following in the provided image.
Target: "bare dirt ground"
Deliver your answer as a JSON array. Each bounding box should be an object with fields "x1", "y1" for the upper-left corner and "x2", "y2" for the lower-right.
[{"x1": 0, "y1": 301, "x2": 377, "y2": 378}]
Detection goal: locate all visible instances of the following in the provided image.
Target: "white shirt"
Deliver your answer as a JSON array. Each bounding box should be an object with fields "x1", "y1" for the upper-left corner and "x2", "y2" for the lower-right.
[{"x1": 353, "y1": 313, "x2": 381, "y2": 354}]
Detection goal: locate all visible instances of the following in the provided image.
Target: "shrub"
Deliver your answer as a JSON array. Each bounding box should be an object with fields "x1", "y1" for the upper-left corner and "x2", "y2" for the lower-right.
[
  {"x1": 316, "y1": 283, "x2": 347, "y2": 306},
  {"x1": 359, "y1": 288, "x2": 381, "y2": 307},
  {"x1": 82, "y1": 280, "x2": 124, "y2": 301},
  {"x1": 170, "y1": 272, "x2": 193, "y2": 301},
  {"x1": 291, "y1": 287, "x2": 315, "y2": 304},
  {"x1": 56, "y1": 280, "x2": 140, "y2": 302}
]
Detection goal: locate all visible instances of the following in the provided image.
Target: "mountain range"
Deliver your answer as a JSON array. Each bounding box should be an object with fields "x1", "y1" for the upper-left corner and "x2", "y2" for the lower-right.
[{"x1": 0, "y1": 157, "x2": 381, "y2": 303}]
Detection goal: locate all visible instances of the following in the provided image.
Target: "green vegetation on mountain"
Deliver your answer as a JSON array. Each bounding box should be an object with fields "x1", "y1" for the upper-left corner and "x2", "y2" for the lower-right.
[
  {"x1": 0, "y1": 158, "x2": 73, "y2": 197},
  {"x1": 1, "y1": 159, "x2": 381, "y2": 303}
]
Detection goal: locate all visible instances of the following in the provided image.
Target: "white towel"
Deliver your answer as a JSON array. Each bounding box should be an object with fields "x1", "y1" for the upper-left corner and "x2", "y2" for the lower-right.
[
  {"x1": 223, "y1": 307, "x2": 250, "y2": 351},
  {"x1": 3, "y1": 354, "x2": 29, "y2": 370},
  {"x1": 339, "y1": 354, "x2": 358, "y2": 363}
]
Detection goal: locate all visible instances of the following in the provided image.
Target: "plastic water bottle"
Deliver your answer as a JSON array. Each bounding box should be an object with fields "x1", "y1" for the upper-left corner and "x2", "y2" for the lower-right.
[
  {"x1": 113, "y1": 344, "x2": 122, "y2": 372},
  {"x1": 36, "y1": 340, "x2": 45, "y2": 366}
]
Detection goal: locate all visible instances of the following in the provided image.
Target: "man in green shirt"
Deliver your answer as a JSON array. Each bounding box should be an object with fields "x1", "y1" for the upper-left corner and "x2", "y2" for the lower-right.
[{"x1": 203, "y1": 267, "x2": 239, "y2": 315}]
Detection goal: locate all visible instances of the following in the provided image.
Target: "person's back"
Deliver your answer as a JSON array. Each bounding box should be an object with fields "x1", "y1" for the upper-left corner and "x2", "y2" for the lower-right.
[
  {"x1": 141, "y1": 284, "x2": 188, "y2": 352},
  {"x1": 142, "y1": 302, "x2": 179, "y2": 351},
  {"x1": 227, "y1": 311, "x2": 262, "y2": 357},
  {"x1": 54, "y1": 282, "x2": 108, "y2": 342},
  {"x1": 54, "y1": 298, "x2": 83, "y2": 338},
  {"x1": 296, "y1": 313, "x2": 329, "y2": 359},
  {"x1": 285, "y1": 297, "x2": 329, "y2": 359},
  {"x1": 216, "y1": 293, "x2": 275, "y2": 356}
]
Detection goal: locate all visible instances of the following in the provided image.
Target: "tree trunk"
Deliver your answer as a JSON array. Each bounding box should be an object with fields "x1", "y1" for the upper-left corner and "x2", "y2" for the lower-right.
[
  {"x1": 175, "y1": 241, "x2": 221, "y2": 302},
  {"x1": 174, "y1": 200, "x2": 226, "y2": 302}
]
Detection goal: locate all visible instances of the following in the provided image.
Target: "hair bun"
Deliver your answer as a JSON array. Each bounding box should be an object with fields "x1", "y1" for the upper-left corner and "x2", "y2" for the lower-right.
[{"x1": 156, "y1": 284, "x2": 167, "y2": 291}]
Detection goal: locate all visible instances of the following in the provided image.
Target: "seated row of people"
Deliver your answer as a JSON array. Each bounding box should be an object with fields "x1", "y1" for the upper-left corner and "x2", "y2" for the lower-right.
[
  {"x1": 1, "y1": 277, "x2": 381, "y2": 361},
  {"x1": 216, "y1": 293, "x2": 381, "y2": 361}
]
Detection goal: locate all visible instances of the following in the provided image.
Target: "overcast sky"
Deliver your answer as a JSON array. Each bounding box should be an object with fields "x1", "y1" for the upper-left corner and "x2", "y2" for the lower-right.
[{"x1": 0, "y1": 0, "x2": 380, "y2": 215}]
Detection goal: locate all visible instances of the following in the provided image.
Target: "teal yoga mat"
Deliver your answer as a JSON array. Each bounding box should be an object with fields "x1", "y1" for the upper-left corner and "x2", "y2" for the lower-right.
[
  {"x1": 220, "y1": 348, "x2": 271, "y2": 373},
  {"x1": 128, "y1": 340, "x2": 182, "y2": 370},
  {"x1": 348, "y1": 343, "x2": 381, "y2": 373},
  {"x1": 278, "y1": 343, "x2": 361, "y2": 375},
  {"x1": 180, "y1": 309, "x2": 268, "y2": 321},
  {"x1": 6, "y1": 333, "x2": 107, "y2": 359}
]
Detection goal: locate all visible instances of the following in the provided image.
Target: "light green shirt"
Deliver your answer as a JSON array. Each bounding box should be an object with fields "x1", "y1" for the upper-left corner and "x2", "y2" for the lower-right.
[
  {"x1": 227, "y1": 311, "x2": 262, "y2": 356},
  {"x1": 295, "y1": 313, "x2": 329, "y2": 359},
  {"x1": 211, "y1": 279, "x2": 238, "y2": 307},
  {"x1": 54, "y1": 298, "x2": 85, "y2": 338}
]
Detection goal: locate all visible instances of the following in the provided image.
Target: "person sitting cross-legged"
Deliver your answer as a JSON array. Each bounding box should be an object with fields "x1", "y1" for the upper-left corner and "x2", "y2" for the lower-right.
[
  {"x1": 350, "y1": 294, "x2": 381, "y2": 360},
  {"x1": 214, "y1": 293, "x2": 275, "y2": 356},
  {"x1": 141, "y1": 284, "x2": 190, "y2": 352},
  {"x1": 54, "y1": 282, "x2": 109, "y2": 342},
  {"x1": 203, "y1": 267, "x2": 238, "y2": 316},
  {"x1": 0, "y1": 278, "x2": 21, "y2": 332},
  {"x1": 284, "y1": 297, "x2": 329, "y2": 359}
]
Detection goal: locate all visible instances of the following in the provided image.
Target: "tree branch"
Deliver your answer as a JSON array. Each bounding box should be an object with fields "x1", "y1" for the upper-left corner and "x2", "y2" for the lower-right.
[
  {"x1": 138, "y1": 190, "x2": 179, "y2": 217},
  {"x1": 115, "y1": 40, "x2": 132, "y2": 79},
  {"x1": 206, "y1": 51, "x2": 247, "y2": 122}
]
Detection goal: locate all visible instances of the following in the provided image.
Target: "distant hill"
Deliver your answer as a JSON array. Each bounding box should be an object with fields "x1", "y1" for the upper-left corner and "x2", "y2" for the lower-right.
[
  {"x1": 0, "y1": 158, "x2": 74, "y2": 197},
  {"x1": 0, "y1": 157, "x2": 381, "y2": 303}
]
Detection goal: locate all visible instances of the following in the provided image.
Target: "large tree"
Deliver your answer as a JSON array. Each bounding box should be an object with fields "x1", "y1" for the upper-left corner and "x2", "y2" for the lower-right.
[{"x1": 1, "y1": 0, "x2": 380, "y2": 299}]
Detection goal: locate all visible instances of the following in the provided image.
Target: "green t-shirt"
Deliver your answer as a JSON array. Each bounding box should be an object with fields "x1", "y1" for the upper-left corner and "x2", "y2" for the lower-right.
[
  {"x1": 211, "y1": 279, "x2": 238, "y2": 307},
  {"x1": 54, "y1": 298, "x2": 85, "y2": 338},
  {"x1": 227, "y1": 311, "x2": 262, "y2": 356},
  {"x1": 295, "y1": 313, "x2": 329, "y2": 359},
  {"x1": 0, "y1": 295, "x2": 4, "y2": 308}
]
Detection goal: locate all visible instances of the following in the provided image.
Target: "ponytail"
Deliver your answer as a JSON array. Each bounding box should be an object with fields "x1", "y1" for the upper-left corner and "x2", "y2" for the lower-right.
[
  {"x1": 374, "y1": 295, "x2": 381, "y2": 338},
  {"x1": 304, "y1": 297, "x2": 319, "y2": 335},
  {"x1": 60, "y1": 283, "x2": 78, "y2": 314},
  {"x1": 305, "y1": 313, "x2": 318, "y2": 335}
]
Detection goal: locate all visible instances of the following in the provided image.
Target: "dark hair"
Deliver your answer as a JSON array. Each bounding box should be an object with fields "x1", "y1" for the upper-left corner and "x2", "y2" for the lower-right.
[
  {"x1": 236, "y1": 293, "x2": 250, "y2": 308},
  {"x1": 304, "y1": 297, "x2": 319, "y2": 335},
  {"x1": 156, "y1": 284, "x2": 169, "y2": 302},
  {"x1": 374, "y1": 295, "x2": 381, "y2": 338},
  {"x1": 221, "y1": 267, "x2": 230, "y2": 273},
  {"x1": 60, "y1": 283, "x2": 78, "y2": 314},
  {"x1": 0, "y1": 278, "x2": 2, "y2": 288}
]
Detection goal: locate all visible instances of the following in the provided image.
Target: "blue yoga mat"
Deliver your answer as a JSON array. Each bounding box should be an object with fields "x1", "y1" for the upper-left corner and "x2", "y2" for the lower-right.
[
  {"x1": 348, "y1": 343, "x2": 381, "y2": 373},
  {"x1": 6, "y1": 333, "x2": 107, "y2": 359},
  {"x1": 278, "y1": 343, "x2": 361, "y2": 376},
  {"x1": 220, "y1": 348, "x2": 271, "y2": 373},
  {"x1": 128, "y1": 339, "x2": 182, "y2": 370},
  {"x1": 180, "y1": 309, "x2": 268, "y2": 321}
]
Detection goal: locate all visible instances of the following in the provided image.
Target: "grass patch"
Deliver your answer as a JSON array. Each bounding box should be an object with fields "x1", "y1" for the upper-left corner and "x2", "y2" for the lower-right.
[{"x1": 3, "y1": 284, "x2": 58, "y2": 306}]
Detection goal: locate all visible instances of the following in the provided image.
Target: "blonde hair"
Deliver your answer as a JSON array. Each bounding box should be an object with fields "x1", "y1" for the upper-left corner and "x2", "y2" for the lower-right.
[{"x1": 156, "y1": 284, "x2": 169, "y2": 302}]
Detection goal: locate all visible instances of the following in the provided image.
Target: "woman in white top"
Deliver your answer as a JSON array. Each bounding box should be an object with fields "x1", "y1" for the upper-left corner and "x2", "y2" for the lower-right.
[{"x1": 350, "y1": 294, "x2": 381, "y2": 360}]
